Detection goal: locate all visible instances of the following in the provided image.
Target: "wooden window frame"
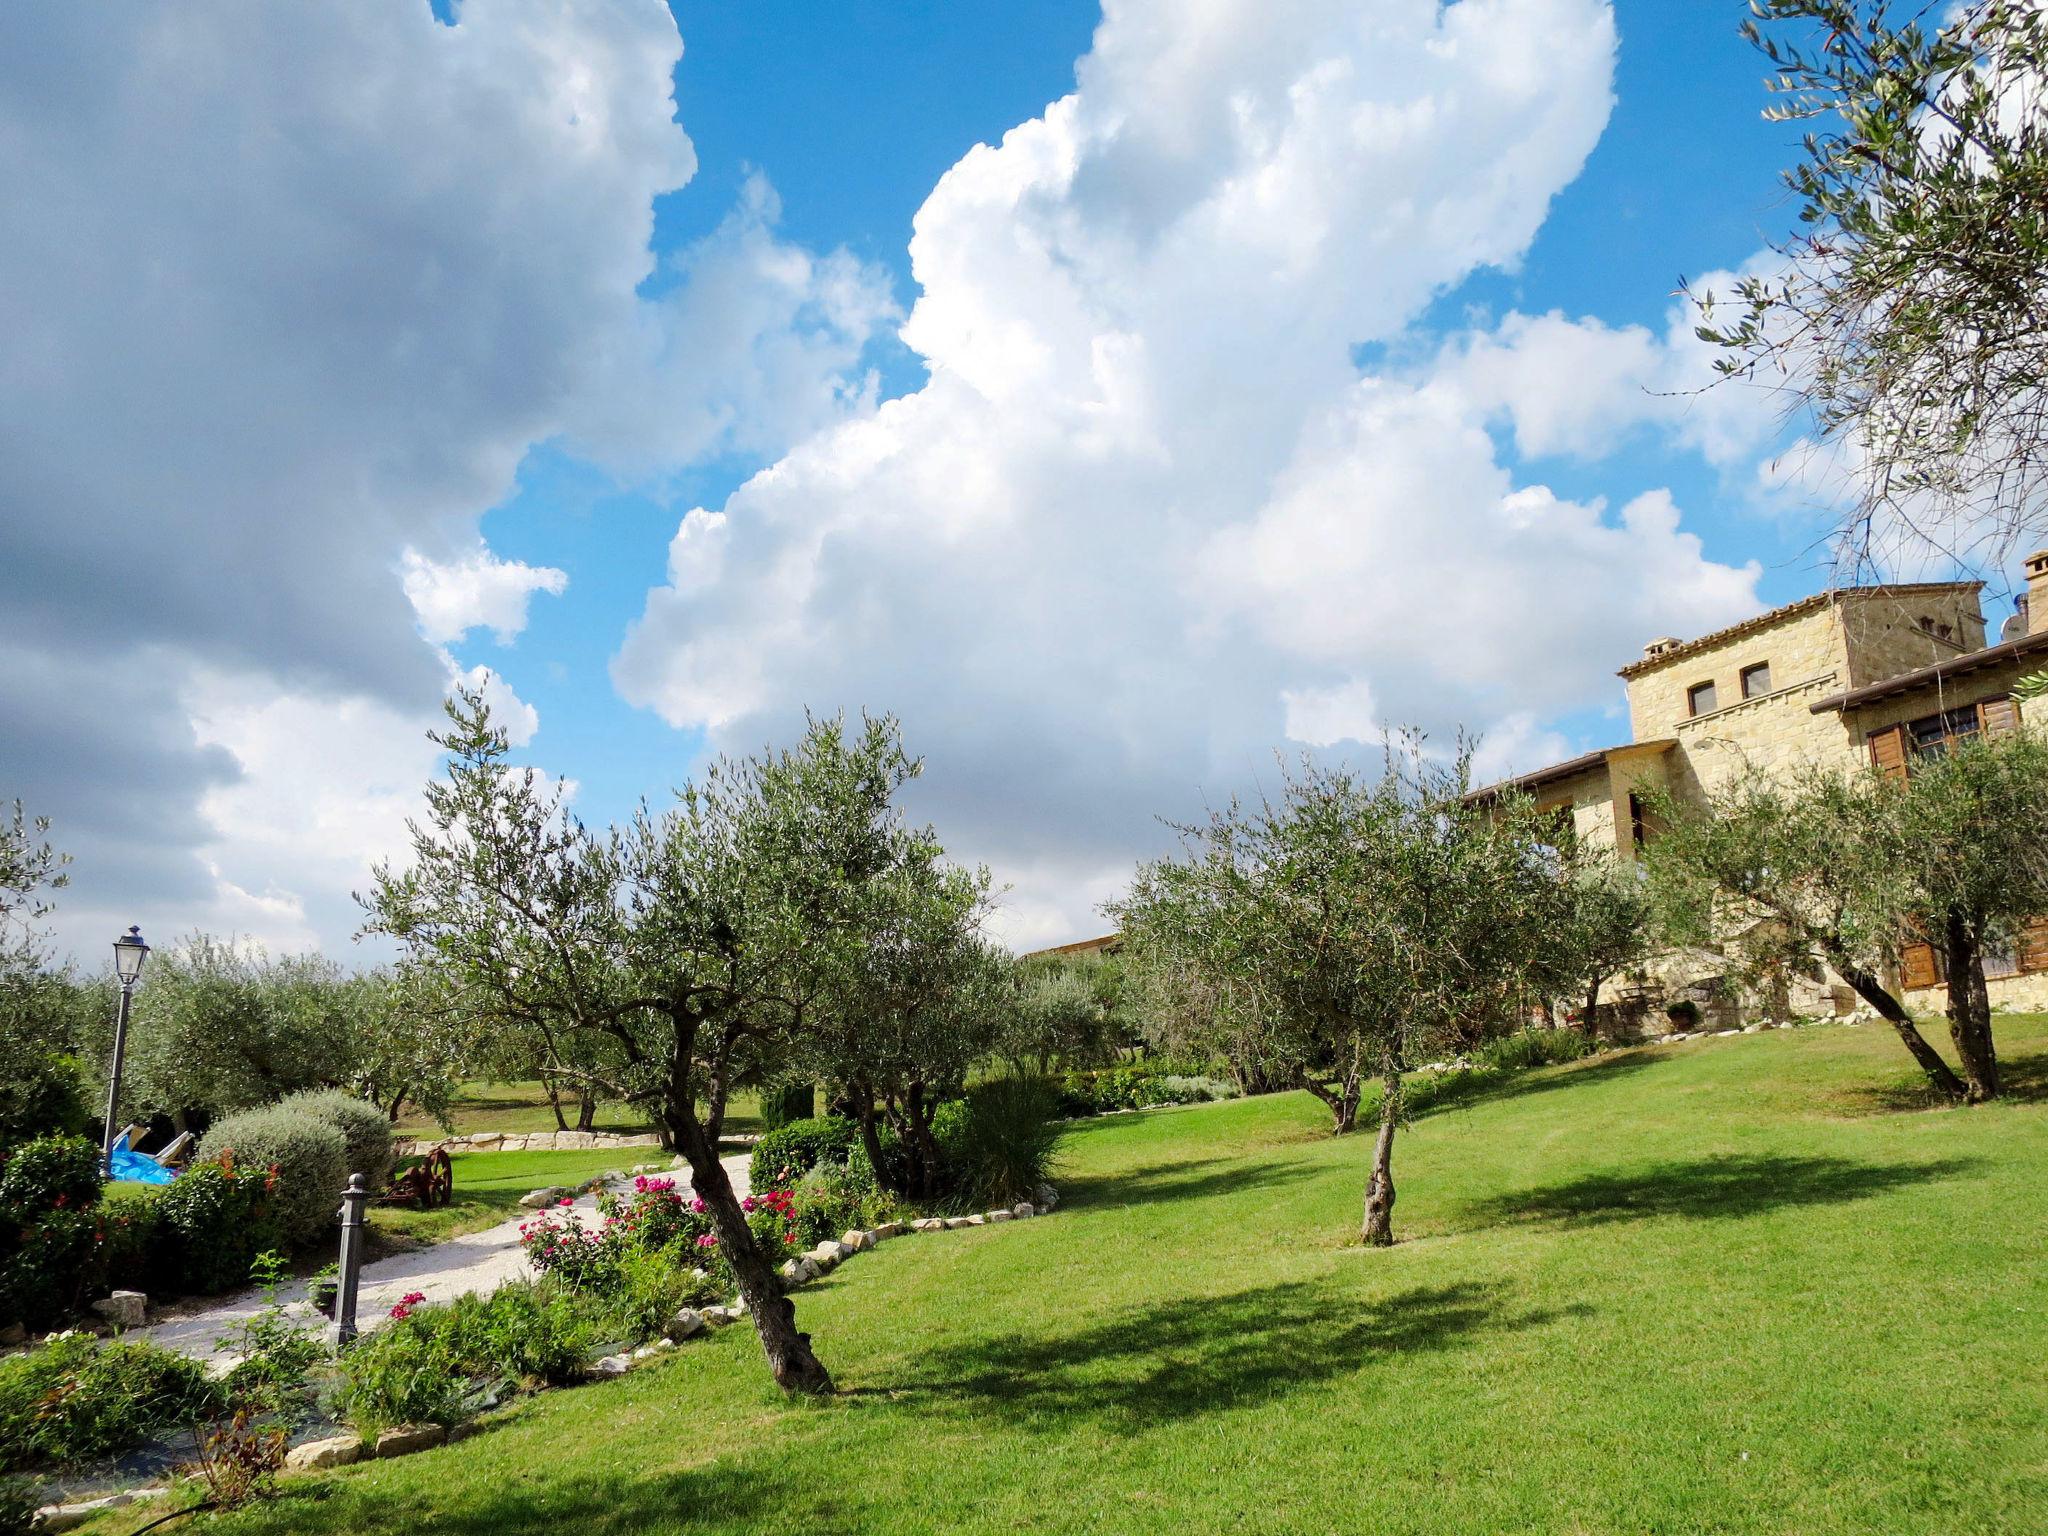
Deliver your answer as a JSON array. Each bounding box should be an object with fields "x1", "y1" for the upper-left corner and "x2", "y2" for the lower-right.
[
  {"x1": 1686, "y1": 679, "x2": 1718, "y2": 718},
  {"x1": 1739, "y1": 661, "x2": 1773, "y2": 700}
]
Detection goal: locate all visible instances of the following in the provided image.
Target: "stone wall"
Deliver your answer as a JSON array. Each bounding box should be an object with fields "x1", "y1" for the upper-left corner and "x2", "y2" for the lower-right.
[
  {"x1": 394, "y1": 1129, "x2": 664, "y2": 1158},
  {"x1": 1625, "y1": 605, "x2": 1846, "y2": 744},
  {"x1": 1839, "y1": 590, "x2": 1984, "y2": 686}
]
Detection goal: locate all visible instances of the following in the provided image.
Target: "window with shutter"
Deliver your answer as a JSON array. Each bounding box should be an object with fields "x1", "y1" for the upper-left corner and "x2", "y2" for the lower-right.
[
  {"x1": 1868, "y1": 724, "x2": 1909, "y2": 781},
  {"x1": 2020, "y1": 916, "x2": 2048, "y2": 975},
  {"x1": 1978, "y1": 695, "x2": 2019, "y2": 737},
  {"x1": 1900, "y1": 941, "x2": 1943, "y2": 990}
]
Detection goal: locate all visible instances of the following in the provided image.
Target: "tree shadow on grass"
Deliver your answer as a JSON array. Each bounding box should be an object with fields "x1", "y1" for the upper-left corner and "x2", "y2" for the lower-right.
[
  {"x1": 853, "y1": 1278, "x2": 1582, "y2": 1434},
  {"x1": 1060, "y1": 1154, "x2": 1324, "y2": 1212},
  {"x1": 230, "y1": 1456, "x2": 788, "y2": 1536},
  {"x1": 1460, "y1": 1152, "x2": 1982, "y2": 1231},
  {"x1": 1828, "y1": 1040, "x2": 2048, "y2": 1115}
]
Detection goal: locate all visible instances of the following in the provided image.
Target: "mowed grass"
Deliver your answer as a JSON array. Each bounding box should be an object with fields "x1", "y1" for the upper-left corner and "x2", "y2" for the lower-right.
[
  {"x1": 128, "y1": 1019, "x2": 2048, "y2": 1535},
  {"x1": 371, "y1": 1148, "x2": 679, "y2": 1247}
]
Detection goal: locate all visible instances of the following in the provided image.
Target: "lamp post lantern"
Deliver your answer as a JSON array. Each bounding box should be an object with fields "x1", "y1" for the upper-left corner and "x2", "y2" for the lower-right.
[{"x1": 101, "y1": 926, "x2": 150, "y2": 1176}]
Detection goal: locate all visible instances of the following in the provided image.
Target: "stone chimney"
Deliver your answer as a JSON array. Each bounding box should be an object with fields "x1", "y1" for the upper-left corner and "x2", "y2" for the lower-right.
[
  {"x1": 1641, "y1": 637, "x2": 1682, "y2": 661},
  {"x1": 2028, "y1": 550, "x2": 2048, "y2": 636}
]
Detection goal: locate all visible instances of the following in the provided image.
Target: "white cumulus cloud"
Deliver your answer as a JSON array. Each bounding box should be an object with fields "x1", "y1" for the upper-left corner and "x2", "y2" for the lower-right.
[{"x1": 613, "y1": 0, "x2": 1766, "y2": 949}]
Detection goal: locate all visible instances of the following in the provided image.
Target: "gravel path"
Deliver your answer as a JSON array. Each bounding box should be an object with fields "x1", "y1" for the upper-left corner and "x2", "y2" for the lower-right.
[{"x1": 135, "y1": 1151, "x2": 754, "y2": 1365}]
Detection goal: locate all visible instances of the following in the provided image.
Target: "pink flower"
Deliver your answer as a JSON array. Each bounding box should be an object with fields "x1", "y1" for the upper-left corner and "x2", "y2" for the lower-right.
[
  {"x1": 689, "y1": 1197, "x2": 707, "y2": 1214},
  {"x1": 695, "y1": 1233, "x2": 718, "y2": 1249},
  {"x1": 558, "y1": 1197, "x2": 574, "y2": 1207}
]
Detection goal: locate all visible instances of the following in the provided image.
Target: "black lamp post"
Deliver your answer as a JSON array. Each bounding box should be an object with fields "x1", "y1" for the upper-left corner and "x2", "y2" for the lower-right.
[{"x1": 101, "y1": 925, "x2": 150, "y2": 1176}]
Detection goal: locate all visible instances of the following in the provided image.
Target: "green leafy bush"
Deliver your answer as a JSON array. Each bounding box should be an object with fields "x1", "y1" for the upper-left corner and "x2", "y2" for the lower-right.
[
  {"x1": 152, "y1": 1160, "x2": 286, "y2": 1295},
  {"x1": 938, "y1": 1078, "x2": 1063, "y2": 1209},
  {"x1": 748, "y1": 1115, "x2": 857, "y2": 1192},
  {"x1": 336, "y1": 1281, "x2": 595, "y2": 1433},
  {"x1": 0, "y1": 1135, "x2": 101, "y2": 1224},
  {"x1": 0, "y1": 1210, "x2": 100, "y2": 1331},
  {"x1": 787, "y1": 1161, "x2": 895, "y2": 1248},
  {"x1": 1476, "y1": 1028, "x2": 1598, "y2": 1073},
  {"x1": 600, "y1": 1245, "x2": 720, "y2": 1344},
  {"x1": 0, "y1": 1052, "x2": 89, "y2": 1147},
  {"x1": 196, "y1": 1106, "x2": 347, "y2": 1251},
  {"x1": 758, "y1": 1081, "x2": 817, "y2": 1132},
  {"x1": 275, "y1": 1089, "x2": 393, "y2": 1186},
  {"x1": 0, "y1": 1332, "x2": 219, "y2": 1472}
]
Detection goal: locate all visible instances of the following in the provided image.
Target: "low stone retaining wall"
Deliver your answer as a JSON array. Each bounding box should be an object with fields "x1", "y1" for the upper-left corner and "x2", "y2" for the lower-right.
[{"x1": 394, "y1": 1129, "x2": 664, "y2": 1158}]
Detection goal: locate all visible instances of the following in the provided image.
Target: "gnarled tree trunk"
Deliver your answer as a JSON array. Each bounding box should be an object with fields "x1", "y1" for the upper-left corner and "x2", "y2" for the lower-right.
[
  {"x1": 1297, "y1": 1058, "x2": 1362, "y2": 1135},
  {"x1": 671, "y1": 1112, "x2": 833, "y2": 1395},
  {"x1": 1942, "y1": 914, "x2": 2000, "y2": 1103},
  {"x1": 1361, "y1": 1072, "x2": 1400, "y2": 1247},
  {"x1": 1823, "y1": 940, "x2": 1967, "y2": 1102}
]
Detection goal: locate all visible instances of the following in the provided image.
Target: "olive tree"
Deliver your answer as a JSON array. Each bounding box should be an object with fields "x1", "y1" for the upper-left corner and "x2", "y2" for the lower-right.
[
  {"x1": 1644, "y1": 765, "x2": 1970, "y2": 1100},
  {"x1": 1885, "y1": 729, "x2": 2048, "y2": 1101},
  {"x1": 1112, "y1": 739, "x2": 1562, "y2": 1245},
  {"x1": 800, "y1": 858, "x2": 1006, "y2": 1199},
  {"x1": 998, "y1": 950, "x2": 1132, "y2": 1078},
  {"x1": 364, "y1": 690, "x2": 927, "y2": 1395},
  {"x1": 1697, "y1": 1, "x2": 2048, "y2": 567}
]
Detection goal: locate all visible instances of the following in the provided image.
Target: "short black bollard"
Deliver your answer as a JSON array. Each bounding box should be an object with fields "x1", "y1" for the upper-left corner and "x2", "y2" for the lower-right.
[{"x1": 331, "y1": 1173, "x2": 369, "y2": 1348}]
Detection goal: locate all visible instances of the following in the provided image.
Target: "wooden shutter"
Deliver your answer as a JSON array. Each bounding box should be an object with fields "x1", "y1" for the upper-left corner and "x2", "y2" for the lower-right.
[
  {"x1": 1978, "y1": 696, "x2": 2019, "y2": 737},
  {"x1": 1900, "y1": 941, "x2": 1942, "y2": 990},
  {"x1": 2021, "y1": 917, "x2": 2048, "y2": 975},
  {"x1": 1868, "y1": 724, "x2": 1910, "y2": 781}
]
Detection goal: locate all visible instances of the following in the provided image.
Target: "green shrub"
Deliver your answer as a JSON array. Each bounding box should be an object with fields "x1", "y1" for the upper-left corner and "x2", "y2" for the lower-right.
[
  {"x1": 787, "y1": 1161, "x2": 889, "y2": 1248},
  {"x1": 600, "y1": 1245, "x2": 719, "y2": 1345},
  {"x1": 153, "y1": 1160, "x2": 287, "y2": 1295},
  {"x1": 0, "y1": 1052, "x2": 90, "y2": 1147},
  {"x1": 0, "y1": 1475, "x2": 33, "y2": 1536},
  {"x1": 0, "y1": 1135, "x2": 102, "y2": 1224},
  {"x1": 749, "y1": 1115, "x2": 857, "y2": 1192},
  {"x1": 0, "y1": 1209, "x2": 100, "y2": 1331},
  {"x1": 0, "y1": 1332, "x2": 219, "y2": 1472},
  {"x1": 275, "y1": 1089, "x2": 393, "y2": 1186},
  {"x1": 196, "y1": 1107, "x2": 347, "y2": 1251},
  {"x1": 94, "y1": 1193, "x2": 162, "y2": 1295},
  {"x1": 939, "y1": 1078, "x2": 1063, "y2": 1209},
  {"x1": 1476, "y1": 1028, "x2": 1599, "y2": 1073},
  {"x1": 336, "y1": 1281, "x2": 595, "y2": 1433},
  {"x1": 758, "y1": 1081, "x2": 817, "y2": 1132}
]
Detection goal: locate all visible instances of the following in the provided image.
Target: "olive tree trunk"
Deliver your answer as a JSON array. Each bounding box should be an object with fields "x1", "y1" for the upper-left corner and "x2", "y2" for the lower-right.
[
  {"x1": 1361, "y1": 1072, "x2": 1400, "y2": 1247},
  {"x1": 670, "y1": 1113, "x2": 833, "y2": 1395},
  {"x1": 1822, "y1": 939, "x2": 1967, "y2": 1102},
  {"x1": 1298, "y1": 1064, "x2": 1362, "y2": 1135},
  {"x1": 1942, "y1": 914, "x2": 2000, "y2": 1103}
]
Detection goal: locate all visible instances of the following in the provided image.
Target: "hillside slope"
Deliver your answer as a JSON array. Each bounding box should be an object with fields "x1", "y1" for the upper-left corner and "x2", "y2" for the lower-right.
[{"x1": 167, "y1": 1019, "x2": 2048, "y2": 1536}]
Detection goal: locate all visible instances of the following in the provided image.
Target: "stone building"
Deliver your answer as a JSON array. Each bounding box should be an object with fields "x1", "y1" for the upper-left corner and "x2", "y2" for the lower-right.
[{"x1": 1477, "y1": 553, "x2": 2048, "y2": 1023}]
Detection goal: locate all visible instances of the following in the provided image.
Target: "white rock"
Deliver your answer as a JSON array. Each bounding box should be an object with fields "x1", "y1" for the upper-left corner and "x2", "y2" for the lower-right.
[
  {"x1": 912, "y1": 1217, "x2": 947, "y2": 1233},
  {"x1": 872, "y1": 1221, "x2": 908, "y2": 1239},
  {"x1": 943, "y1": 1216, "x2": 976, "y2": 1230},
  {"x1": 373, "y1": 1423, "x2": 449, "y2": 1456},
  {"x1": 33, "y1": 1488, "x2": 163, "y2": 1531},
  {"x1": 1012, "y1": 1202, "x2": 1035, "y2": 1219},
  {"x1": 517, "y1": 1186, "x2": 569, "y2": 1209},
  {"x1": 590, "y1": 1354, "x2": 634, "y2": 1376},
  {"x1": 90, "y1": 1290, "x2": 147, "y2": 1328},
  {"x1": 286, "y1": 1435, "x2": 363, "y2": 1471},
  {"x1": 728, "y1": 1299, "x2": 748, "y2": 1318},
  {"x1": 984, "y1": 1210, "x2": 1013, "y2": 1223},
  {"x1": 666, "y1": 1308, "x2": 705, "y2": 1339}
]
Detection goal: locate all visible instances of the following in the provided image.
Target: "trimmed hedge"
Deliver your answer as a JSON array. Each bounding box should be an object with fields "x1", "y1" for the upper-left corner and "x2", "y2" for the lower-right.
[
  {"x1": 196, "y1": 1106, "x2": 347, "y2": 1251},
  {"x1": 276, "y1": 1088, "x2": 393, "y2": 1186},
  {"x1": 749, "y1": 1115, "x2": 857, "y2": 1193}
]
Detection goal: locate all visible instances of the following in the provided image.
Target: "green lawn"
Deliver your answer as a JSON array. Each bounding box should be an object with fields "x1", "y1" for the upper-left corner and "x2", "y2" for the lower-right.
[
  {"x1": 123, "y1": 1018, "x2": 2048, "y2": 1534},
  {"x1": 369, "y1": 1147, "x2": 681, "y2": 1248}
]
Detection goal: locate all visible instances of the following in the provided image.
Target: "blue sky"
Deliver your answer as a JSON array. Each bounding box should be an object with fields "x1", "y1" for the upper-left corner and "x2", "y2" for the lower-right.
[{"x1": 7, "y1": 0, "x2": 1998, "y2": 960}]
